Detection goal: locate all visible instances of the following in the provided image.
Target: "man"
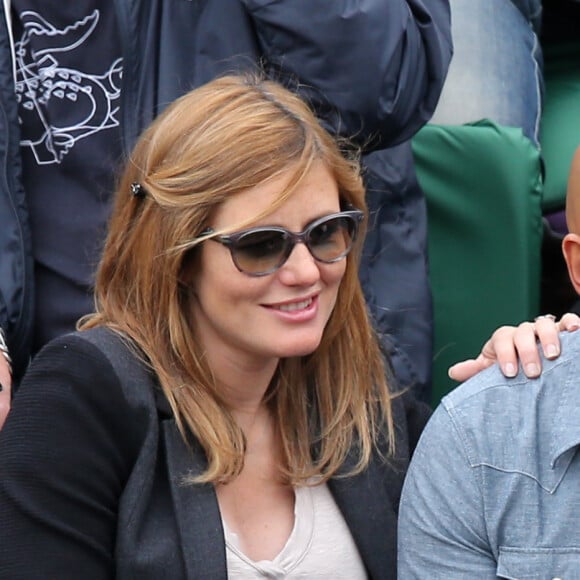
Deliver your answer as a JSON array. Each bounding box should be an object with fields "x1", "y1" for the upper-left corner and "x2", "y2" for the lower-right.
[{"x1": 398, "y1": 147, "x2": 580, "y2": 577}]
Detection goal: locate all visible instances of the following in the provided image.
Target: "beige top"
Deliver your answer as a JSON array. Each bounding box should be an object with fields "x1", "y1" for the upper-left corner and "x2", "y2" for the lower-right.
[{"x1": 223, "y1": 481, "x2": 367, "y2": 579}]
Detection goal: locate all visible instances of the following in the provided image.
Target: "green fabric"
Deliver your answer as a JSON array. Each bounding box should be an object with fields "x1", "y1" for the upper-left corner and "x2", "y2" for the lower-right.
[
  {"x1": 541, "y1": 41, "x2": 580, "y2": 212},
  {"x1": 413, "y1": 121, "x2": 543, "y2": 406}
]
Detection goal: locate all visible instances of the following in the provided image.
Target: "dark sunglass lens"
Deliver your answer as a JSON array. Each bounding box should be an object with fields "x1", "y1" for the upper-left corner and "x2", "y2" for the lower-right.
[
  {"x1": 308, "y1": 216, "x2": 353, "y2": 262},
  {"x1": 233, "y1": 230, "x2": 288, "y2": 273}
]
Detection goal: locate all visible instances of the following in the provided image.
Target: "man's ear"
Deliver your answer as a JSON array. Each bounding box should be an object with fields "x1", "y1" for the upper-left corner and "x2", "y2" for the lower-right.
[{"x1": 562, "y1": 233, "x2": 580, "y2": 295}]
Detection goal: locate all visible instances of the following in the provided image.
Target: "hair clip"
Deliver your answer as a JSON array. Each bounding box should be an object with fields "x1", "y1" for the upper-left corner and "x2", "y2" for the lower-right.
[{"x1": 130, "y1": 182, "x2": 146, "y2": 198}]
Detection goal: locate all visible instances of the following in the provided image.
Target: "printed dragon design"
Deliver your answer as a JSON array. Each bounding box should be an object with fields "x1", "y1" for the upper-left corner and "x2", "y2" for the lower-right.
[{"x1": 15, "y1": 9, "x2": 122, "y2": 164}]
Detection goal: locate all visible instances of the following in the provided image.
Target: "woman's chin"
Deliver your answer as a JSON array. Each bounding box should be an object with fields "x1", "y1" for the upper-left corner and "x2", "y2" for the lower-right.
[{"x1": 277, "y1": 336, "x2": 323, "y2": 358}]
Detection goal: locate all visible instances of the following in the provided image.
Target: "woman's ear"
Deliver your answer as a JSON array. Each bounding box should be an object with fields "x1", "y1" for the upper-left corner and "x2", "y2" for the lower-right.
[{"x1": 562, "y1": 233, "x2": 580, "y2": 295}]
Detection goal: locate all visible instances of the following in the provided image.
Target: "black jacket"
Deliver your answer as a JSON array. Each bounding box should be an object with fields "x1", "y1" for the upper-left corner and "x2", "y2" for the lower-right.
[
  {"x1": 0, "y1": 0, "x2": 452, "y2": 396},
  {"x1": 0, "y1": 327, "x2": 432, "y2": 578}
]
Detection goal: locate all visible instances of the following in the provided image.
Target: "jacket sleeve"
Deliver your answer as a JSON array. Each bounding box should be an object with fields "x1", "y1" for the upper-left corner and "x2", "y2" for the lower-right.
[
  {"x1": 397, "y1": 405, "x2": 497, "y2": 577},
  {"x1": 243, "y1": 0, "x2": 452, "y2": 147},
  {"x1": 0, "y1": 336, "x2": 142, "y2": 578},
  {"x1": 0, "y1": 2, "x2": 34, "y2": 381}
]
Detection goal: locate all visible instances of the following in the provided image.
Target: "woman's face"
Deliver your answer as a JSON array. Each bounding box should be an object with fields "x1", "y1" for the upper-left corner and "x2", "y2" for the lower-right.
[{"x1": 191, "y1": 161, "x2": 346, "y2": 369}]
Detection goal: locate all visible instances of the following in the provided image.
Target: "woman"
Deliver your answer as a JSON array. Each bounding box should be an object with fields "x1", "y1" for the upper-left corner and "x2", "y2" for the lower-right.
[{"x1": 0, "y1": 74, "x2": 429, "y2": 578}]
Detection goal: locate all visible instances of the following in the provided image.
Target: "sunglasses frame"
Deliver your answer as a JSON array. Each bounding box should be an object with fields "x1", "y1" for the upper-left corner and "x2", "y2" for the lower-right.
[{"x1": 201, "y1": 209, "x2": 365, "y2": 277}]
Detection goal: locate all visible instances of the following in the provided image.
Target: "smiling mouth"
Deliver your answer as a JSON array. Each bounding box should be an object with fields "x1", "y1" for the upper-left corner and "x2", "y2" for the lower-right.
[{"x1": 272, "y1": 297, "x2": 314, "y2": 312}]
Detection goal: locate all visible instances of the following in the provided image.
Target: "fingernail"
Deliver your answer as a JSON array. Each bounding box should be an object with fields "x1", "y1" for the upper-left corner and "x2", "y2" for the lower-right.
[
  {"x1": 525, "y1": 363, "x2": 540, "y2": 377},
  {"x1": 504, "y1": 363, "x2": 516, "y2": 377},
  {"x1": 546, "y1": 344, "x2": 559, "y2": 358},
  {"x1": 570, "y1": 323, "x2": 580, "y2": 331}
]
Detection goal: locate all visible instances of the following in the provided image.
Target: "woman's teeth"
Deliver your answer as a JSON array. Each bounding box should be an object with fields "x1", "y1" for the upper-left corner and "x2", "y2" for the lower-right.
[{"x1": 276, "y1": 298, "x2": 312, "y2": 312}]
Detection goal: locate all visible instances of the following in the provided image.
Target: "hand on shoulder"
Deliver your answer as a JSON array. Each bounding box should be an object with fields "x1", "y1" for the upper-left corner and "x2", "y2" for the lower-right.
[{"x1": 447, "y1": 313, "x2": 580, "y2": 383}]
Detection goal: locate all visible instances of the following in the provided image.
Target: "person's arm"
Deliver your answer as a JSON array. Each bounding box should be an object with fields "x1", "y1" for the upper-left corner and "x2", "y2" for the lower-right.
[
  {"x1": 449, "y1": 313, "x2": 580, "y2": 382},
  {"x1": 0, "y1": 335, "x2": 142, "y2": 578},
  {"x1": 243, "y1": 0, "x2": 452, "y2": 146},
  {"x1": 398, "y1": 406, "x2": 497, "y2": 577},
  {"x1": 0, "y1": 327, "x2": 11, "y2": 428},
  {"x1": 0, "y1": 358, "x2": 10, "y2": 429}
]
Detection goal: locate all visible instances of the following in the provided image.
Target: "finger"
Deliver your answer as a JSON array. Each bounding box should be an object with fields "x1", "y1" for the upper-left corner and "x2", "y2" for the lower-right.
[
  {"x1": 558, "y1": 312, "x2": 580, "y2": 332},
  {"x1": 449, "y1": 325, "x2": 519, "y2": 382},
  {"x1": 510, "y1": 321, "x2": 542, "y2": 377},
  {"x1": 533, "y1": 314, "x2": 561, "y2": 359},
  {"x1": 449, "y1": 328, "x2": 520, "y2": 382},
  {"x1": 448, "y1": 356, "x2": 495, "y2": 383},
  {"x1": 480, "y1": 326, "x2": 523, "y2": 378}
]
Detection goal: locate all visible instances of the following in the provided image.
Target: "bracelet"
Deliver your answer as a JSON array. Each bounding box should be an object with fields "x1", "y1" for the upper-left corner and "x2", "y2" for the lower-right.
[{"x1": 0, "y1": 327, "x2": 12, "y2": 372}]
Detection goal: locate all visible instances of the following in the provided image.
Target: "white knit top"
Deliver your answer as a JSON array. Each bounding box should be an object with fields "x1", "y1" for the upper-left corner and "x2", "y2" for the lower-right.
[{"x1": 223, "y1": 482, "x2": 367, "y2": 579}]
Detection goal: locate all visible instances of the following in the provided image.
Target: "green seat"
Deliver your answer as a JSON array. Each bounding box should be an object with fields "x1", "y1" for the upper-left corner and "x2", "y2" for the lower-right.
[
  {"x1": 413, "y1": 121, "x2": 544, "y2": 406},
  {"x1": 541, "y1": 41, "x2": 580, "y2": 213}
]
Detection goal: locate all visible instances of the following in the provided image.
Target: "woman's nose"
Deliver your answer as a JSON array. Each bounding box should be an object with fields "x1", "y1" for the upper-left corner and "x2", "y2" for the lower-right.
[{"x1": 276, "y1": 242, "x2": 321, "y2": 285}]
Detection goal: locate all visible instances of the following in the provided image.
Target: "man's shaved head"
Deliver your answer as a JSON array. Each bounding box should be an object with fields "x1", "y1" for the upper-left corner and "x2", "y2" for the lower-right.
[{"x1": 566, "y1": 147, "x2": 580, "y2": 233}]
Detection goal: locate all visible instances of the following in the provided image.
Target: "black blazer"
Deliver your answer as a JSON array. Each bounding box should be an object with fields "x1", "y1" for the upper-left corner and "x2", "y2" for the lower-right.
[
  {"x1": 0, "y1": 328, "x2": 430, "y2": 578},
  {"x1": 86, "y1": 328, "x2": 430, "y2": 579}
]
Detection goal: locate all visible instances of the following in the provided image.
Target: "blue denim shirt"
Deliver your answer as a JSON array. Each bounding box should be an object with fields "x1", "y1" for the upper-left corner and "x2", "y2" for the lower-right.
[
  {"x1": 398, "y1": 331, "x2": 580, "y2": 579},
  {"x1": 511, "y1": 0, "x2": 542, "y2": 33}
]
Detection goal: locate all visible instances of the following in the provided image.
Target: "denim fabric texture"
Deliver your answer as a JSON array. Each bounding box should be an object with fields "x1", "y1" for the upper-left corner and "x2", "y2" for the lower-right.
[
  {"x1": 512, "y1": 0, "x2": 543, "y2": 31},
  {"x1": 431, "y1": 0, "x2": 543, "y2": 146},
  {"x1": 398, "y1": 330, "x2": 580, "y2": 579}
]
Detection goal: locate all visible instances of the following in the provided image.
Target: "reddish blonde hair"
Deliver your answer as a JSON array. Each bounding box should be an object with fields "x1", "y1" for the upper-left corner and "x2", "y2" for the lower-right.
[{"x1": 81, "y1": 74, "x2": 394, "y2": 484}]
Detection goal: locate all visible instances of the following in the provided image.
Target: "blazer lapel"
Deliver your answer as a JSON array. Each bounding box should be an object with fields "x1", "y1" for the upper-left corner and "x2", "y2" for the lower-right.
[
  {"x1": 162, "y1": 421, "x2": 228, "y2": 579},
  {"x1": 328, "y1": 451, "x2": 399, "y2": 579}
]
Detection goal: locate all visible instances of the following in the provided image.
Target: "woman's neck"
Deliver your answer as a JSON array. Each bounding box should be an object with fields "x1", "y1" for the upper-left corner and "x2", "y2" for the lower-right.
[{"x1": 210, "y1": 353, "x2": 278, "y2": 422}]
